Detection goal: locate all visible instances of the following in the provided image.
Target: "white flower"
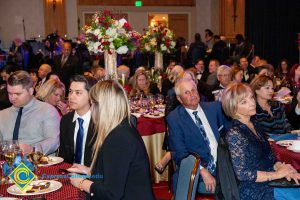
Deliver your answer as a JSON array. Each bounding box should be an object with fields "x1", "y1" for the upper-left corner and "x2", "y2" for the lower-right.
[
  {"x1": 106, "y1": 28, "x2": 117, "y2": 38},
  {"x1": 161, "y1": 44, "x2": 167, "y2": 51},
  {"x1": 93, "y1": 42, "x2": 101, "y2": 51},
  {"x1": 150, "y1": 38, "x2": 157, "y2": 46},
  {"x1": 109, "y1": 42, "x2": 115, "y2": 49},
  {"x1": 118, "y1": 28, "x2": 126, "y2": 35},
  {"x1": 116, "y1": 46, "x2": 128, "y2": 54},
  {"x1": 94, "y1": 29, "x2": 101, "y2": 36},
  {"x1": 119, "y1": 18, "x2": 127, "y2": 27},
  {"x1": 170, "y1": 41, "x2": 176, "y2": 48},
  {"x1": 145, "y1": 44, "x2": 151, "y2": 51}
]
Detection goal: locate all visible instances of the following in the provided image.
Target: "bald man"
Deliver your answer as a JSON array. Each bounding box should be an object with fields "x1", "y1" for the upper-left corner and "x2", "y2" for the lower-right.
[
  {"x1": 53, "y1": 42, "x2": 80, "y2": 92},
  {"x1": 35, "y1": 64, "x2": 52, "y2": 92}
]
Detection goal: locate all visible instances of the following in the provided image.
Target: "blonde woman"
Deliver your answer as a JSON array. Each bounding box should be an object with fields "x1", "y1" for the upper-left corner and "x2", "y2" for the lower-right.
[
  {"x1": 221, "y1": 83, "x2": 300, "y2": 200},
  {"x1": 68, "y1": 80, "x2": 155, "y2": 200},
  {"x1": 129, "y1": 69, "x2": 159, "y2": 97},
  {"x1": 36, "y1": 79, "x2": 68, "y2": 115}
]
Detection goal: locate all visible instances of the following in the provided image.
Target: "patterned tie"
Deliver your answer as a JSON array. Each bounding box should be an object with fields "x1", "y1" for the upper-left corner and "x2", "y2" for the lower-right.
[
  {"x1": 75, "y1": 118, "x2": 84, "y2": 164},
  {"x1": 13, "y1": 107, "x2": 23, "y2": 140},
  {"x1": 192, "y1": 111, "x2": 216, "y2": 173},
  {"x1": 61, "y1": 55, "x2": 67, "y2": 66}
]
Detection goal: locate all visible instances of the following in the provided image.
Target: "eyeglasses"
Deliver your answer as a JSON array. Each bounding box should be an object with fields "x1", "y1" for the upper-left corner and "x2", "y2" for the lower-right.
[{"x1": 218, "y1": 74, "x2": 231, "y2": 77}]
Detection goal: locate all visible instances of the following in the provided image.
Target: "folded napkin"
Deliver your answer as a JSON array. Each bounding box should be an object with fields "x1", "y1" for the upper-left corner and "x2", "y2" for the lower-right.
[
  {"x1": 268, "y1": 133, "x2": 298, "y2": 142},
  {"x1": 3, "y1": 155, "x2": 34, "y2": 176}
]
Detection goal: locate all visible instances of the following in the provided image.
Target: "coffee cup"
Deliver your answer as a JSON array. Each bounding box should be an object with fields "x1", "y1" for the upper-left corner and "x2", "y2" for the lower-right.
[{"x1": 292, "y1": 140, "x2": 300, "y2": 150}]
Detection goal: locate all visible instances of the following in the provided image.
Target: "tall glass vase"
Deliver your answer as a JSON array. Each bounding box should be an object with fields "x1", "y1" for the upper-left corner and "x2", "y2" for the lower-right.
[
  {"x1": 104, "y1": 50, "x2": 117, "y2": 80},
  {"x1": 154, "y1": 51, "x2": 163, "y2": 70}
]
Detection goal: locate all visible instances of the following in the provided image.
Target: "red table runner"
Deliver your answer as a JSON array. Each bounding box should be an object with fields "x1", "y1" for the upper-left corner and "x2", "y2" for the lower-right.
[
  {"x1": 271, "y1": 143, "x2": 300, "y2": 170},
  {"x1": 137, "y1": 116, "x2": 166, "y2": 136},
  {"x1": 0, "y1": 162, "x2": 86, "y2": 200}
]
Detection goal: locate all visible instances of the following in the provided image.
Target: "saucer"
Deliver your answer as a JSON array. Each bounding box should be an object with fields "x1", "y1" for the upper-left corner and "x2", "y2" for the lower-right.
[{"x1": 287, "y1": 146, "x2": 300, "y2": 153}]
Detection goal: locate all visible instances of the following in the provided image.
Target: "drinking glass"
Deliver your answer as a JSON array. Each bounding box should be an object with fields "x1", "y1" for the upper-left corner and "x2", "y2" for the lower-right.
[
  {"x1": 29, "y1": 144, "x2": 43, "y2": 175},
  {"x1": 3, "y1": 142, "x2": 16, "y2": 168},
  {"x1": 148, "y1": 95, "x2": 156, "y2": 113},
  {"x1": 156, "y1": 94, "x2": 164, "y2": 105}
]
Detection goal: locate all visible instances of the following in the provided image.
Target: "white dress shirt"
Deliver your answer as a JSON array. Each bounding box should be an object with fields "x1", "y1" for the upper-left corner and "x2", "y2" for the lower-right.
[
  {"x1": 73, "y1": 110, "x2": 91, "y2": 165},
  {"x1": 185, "y1": 105, "x2": 218, "y2": 166}
]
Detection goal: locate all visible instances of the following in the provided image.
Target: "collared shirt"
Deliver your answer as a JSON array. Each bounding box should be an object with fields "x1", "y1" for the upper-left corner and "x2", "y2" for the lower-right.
[
  {"x1": 0, "y1": 98, "x2": 60, "y2": 155},
  {"x1": 185, "y1": 105, "x2": 218, "y2": 165},
  {"x1": 72, "y1": 110, "x2": 91, "y2": 165}
]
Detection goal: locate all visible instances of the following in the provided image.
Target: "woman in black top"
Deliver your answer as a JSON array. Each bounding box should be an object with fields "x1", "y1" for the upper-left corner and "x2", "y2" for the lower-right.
[{"x1": 68, "y1": 80, "x2": 155, "y2": 200}]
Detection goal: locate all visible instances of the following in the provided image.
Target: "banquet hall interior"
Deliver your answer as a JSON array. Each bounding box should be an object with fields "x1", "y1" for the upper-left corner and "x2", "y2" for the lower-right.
[{"x1": 0, "y1": 0, "x2": 300, "y2": 200}]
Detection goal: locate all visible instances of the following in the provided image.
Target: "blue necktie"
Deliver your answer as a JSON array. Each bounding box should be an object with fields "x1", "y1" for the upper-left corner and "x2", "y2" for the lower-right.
[
  {"x1": 192, "y1": 111, "x2": 216, "y2": 173},
  {"x1": 75, "y1": 118, "x2": 84, "y2": 164},
  {"x1": 13, "y1": 107, "x2": 23, "y2": 140}
]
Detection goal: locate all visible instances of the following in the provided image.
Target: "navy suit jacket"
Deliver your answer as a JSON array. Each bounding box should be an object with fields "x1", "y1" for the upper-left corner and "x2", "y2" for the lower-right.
[{"x1": 167, "y1": 101, "x2": 231, "y2": 169}]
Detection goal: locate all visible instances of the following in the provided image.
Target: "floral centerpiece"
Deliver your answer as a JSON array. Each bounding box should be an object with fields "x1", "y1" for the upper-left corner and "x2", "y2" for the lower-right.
[
  {"x1": 140, "y1": 24, "x2": 176, "y2": 69},
  {"x1": 84, "y1": 10, "x2": 140, "y2": 78}
]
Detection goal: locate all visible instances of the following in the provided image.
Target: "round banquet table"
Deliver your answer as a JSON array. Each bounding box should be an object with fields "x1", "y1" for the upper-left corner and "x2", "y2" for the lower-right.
[
  {"x1": 271, "y1": 143, "x2": 300, "y2": 170},
  {"x1": 136, "y1": 116, "x2": 168, "y2": 183},
  {"x1": 0, "y1": 162, "x2": 86, "y2": 200}
]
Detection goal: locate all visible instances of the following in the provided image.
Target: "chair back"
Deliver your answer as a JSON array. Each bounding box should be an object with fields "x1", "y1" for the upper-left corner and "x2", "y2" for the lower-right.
[{"x1": 175, "y1": 153, "x2": 201, "y2": 200}]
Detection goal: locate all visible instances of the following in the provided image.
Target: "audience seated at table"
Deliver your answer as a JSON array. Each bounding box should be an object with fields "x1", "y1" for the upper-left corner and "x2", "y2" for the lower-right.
[
  {"x1": 68, "y1": 80, "x2": 155, "y2": 200},
  {"x1": 0, "y1": 70, "x2": 60, "y2": 155},
  {"x1": 167, "y1": 78, "x2": 231, "y2": 193},
  {"x1": 250, "y1": 75, "x2": 293, "y2": 135},
  {"x1": 221, "y1": 82, "x2": 300, "y2": 200},
  {"x1": 36, "y1": 78, "x2": 68, "y2": 116},
  {"x1": 58, "y1": 75, "x2": 97, "y2": 166},
  {"x1": 129, "y1": 69, "x2": 160, "y2": 98}
]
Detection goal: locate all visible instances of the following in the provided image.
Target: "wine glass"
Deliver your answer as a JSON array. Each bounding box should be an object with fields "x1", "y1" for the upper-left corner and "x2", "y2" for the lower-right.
[
  {"x1": 3, "y1": 142, "x2": 16, "y2": 168},
  {"x1": 156, "y1": 94, "x2": 164, "y2": 106},
  {"x1": 148, "y1": 95, "x2": 156, "y2": 113},
  {"x1": 29, "y1": 143, "x2": 43, "y2": 175}
]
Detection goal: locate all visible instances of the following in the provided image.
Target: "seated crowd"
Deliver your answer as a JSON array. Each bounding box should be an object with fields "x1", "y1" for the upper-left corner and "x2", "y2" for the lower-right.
[{"x1": 0, "y1": 34, "x2": 300, "y2": 200}]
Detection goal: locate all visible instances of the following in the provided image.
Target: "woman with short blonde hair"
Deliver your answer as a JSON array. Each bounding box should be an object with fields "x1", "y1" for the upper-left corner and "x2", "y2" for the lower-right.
[
  {"x1": 222, "y1": 83, "x2": 300, "y2": 200},
  {"x1": 36, "y1": 79, "x2": 67, "y2": 115},
  {"x1": 69, "y1": 80, "x2": 155, "y2": 200}
]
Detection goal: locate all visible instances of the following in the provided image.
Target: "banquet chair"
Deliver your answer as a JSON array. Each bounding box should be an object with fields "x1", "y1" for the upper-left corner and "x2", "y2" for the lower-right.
[{"x1": 174, "y1": 153, "x2": 201, "y2": 200}]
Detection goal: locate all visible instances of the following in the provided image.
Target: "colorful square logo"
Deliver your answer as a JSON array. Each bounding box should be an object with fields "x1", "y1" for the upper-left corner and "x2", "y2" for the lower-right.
[{"x1": 8, "y1": 162, "x2": 36, "y2": 191}]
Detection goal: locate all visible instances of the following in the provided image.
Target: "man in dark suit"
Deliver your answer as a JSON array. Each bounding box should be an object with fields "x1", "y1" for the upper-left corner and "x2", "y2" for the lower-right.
[
  {"x1": 53, "y1": 42, "x2": 80, "y2": 93},
  {"x1": 58, "y1": 75, "x2": 97, "y2": 166},
  {"x1": 167, "y1": 78, "x2": 231, "y2": 193}
]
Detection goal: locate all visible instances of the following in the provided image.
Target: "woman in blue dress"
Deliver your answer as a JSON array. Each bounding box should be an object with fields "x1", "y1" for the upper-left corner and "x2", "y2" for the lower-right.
[{"x1": 221, "y1": 83, "x2": 300, "y2": 200}]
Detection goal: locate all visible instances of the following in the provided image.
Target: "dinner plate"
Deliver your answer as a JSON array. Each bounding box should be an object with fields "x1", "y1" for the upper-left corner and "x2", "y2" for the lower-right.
[
  {"x1": 38, "y1": 156, "x2": 64, "y2": 167},
  {"x1": 287, "y1": 146, "x2": 300, "y2": 153},
  {"x1": 275, "y1": 140, "x2": 296, "y2": 147},
  {"x1": 7, "y1": 180, "x2": 62, "y2": 196},
  {"x1": 144, "y1": 113, "x2": 164, "y2": 119},
  {"x1": 290, "y1": 130, "x2": 300, "y2": 134}
]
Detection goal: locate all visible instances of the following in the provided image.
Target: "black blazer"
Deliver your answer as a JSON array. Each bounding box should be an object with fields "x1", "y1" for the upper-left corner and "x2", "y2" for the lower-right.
[
  {"x1": 53, "y1": 54, "x2": 80, "y2": 91},
  {"x1": 58, "y1": 111, "x2": 95, "y2": 166},
  {"x1": 88, "y1": 118, "x2": 155, "y2": 200}
]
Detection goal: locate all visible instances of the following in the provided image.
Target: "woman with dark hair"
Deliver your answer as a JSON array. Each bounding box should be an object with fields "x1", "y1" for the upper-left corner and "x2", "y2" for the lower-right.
[
  {"x1": 250, "y1": 75, "x2": 293, "y2": 135},
  {"x1": 275, "y1": 59, "x2": 290, "y2": 80}
]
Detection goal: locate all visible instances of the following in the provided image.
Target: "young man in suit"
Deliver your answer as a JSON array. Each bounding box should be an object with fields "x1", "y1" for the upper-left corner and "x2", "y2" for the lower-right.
[
  {"x1": 58, "y1": 75, "x2": 97, "y2": 166},
  {"x1": 167, "y1": 78, "x2": 231, "y2": 193}
]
